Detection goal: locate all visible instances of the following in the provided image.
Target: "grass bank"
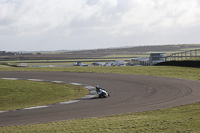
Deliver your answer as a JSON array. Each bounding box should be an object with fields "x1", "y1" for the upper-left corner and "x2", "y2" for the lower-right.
[
  {"x1": 0, "y1": 66, "x2": 200, "y2": 81},
  {"x1": 0, "y1": 66, "x2": 200, "y2": 132},
  {"x1": 1, "y1": 102, "x2": 200, "y2": 132},
  {"x1": 0, "y1": 79, "x2": 89, "y2": 111}
]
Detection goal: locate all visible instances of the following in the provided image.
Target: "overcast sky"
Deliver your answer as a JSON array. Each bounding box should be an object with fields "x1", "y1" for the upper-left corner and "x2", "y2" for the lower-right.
[{"x1": 1, "y1": 0, "x2": 200, "y2": 51}]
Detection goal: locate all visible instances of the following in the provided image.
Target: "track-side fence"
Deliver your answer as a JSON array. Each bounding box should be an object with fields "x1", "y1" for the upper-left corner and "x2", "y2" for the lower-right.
[{"x1": 167, "y1": 49, "x2": 200, "y2": 61}]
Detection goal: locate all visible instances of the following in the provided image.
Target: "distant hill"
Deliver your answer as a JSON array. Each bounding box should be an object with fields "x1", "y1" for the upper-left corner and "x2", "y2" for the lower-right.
[
  {"x1": 1, "y1": 44, "x2": 200, "y2": 60},
  {"x1": 66, "y1": 44, "x2": 200, "y2": 56}
]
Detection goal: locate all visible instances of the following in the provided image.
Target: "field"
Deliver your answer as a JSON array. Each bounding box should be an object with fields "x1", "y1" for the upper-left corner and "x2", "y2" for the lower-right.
[
  {"x1": 1, "y1": 44, "x2": 200, "y2": 67},
  {"x1": 0, "y1": 65, "x2": 200, "y2": 132},
  {"x1": 0, "y1": 79, "x2": 89, "y2": 111},
  {"x1": 0, "y1": 57, "x2": 133, "y2": 67},
  {"x1": 0, "y1": 65, "x2": 199, "y2": 81},
  {"x1": 1, "y1": 102, "x2": 200, "y2": 132},
  {"x1": 1, "y1": 44, "x2": 200, "y2": 132},
  {"x1": 1, "y1": 44, "x2": 200, "y2": 61}
]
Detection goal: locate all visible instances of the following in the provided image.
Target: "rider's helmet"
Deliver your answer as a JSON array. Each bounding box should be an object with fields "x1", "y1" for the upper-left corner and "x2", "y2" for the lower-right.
[{"x1": 96, "y1": 85, "x2": 100, "y2": 91}]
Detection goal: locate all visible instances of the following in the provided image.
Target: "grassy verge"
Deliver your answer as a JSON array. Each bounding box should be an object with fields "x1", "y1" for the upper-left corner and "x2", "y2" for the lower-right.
[
  {"x1": 1, "y1": 102, "x2": 200, "y2": 132},
  {"x1": 103, "y1": 54, "x2": 148, "y2": 58},
  {"x1": 0, "y1": 58, "x2": 131, "y2": 67},
  {"x1": 0, "y1": 57, "x2": 132, "y2": 63},
  {"x1": 0, "y1": 66, "x2": 200, "y2": 81},
  {"x1": 0, "y1": 79, "x2": 89, "y2": 111},
  {"x1": 0, "y1": 66, "x2": 200, "y2": 132}
]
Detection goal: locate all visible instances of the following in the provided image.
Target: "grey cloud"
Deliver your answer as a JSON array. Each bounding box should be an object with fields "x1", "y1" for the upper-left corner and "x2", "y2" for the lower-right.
[
  {"x1": 0, "y1": 18, "x2": 12, "y2": 25},
  {"x1": 1, "y1": 0, "x2": 200, "y2": 51},
  {"x1": 86, "y1": 0, "x2": 99, "y2": 6}
]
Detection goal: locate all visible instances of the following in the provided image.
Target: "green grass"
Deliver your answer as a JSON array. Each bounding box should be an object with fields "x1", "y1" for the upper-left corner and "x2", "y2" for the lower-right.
[
  {"x1": 103, "y1": 54, "x2": 148, "y2": 58},
  {"x1": 191, "y1": 57, "x2": 200, "y2": 60},
  {"x1": 0, "y1": 58, "x2": 131, "y2": 63},
  {"x1": 26, "y1": 62, "x2": 73, "y2": 66},
  {"x1": 168, "y1": 57, "x2": 200, "y2": 61},
  {"x1": 1, "y1": 65, "x2": 200, "y2": 132},
  {"x1": 0, "y1": 79, "x2": 89, "y2": 111},
  {"x1": 180, "y1": 47, "x2": 200, "y2": 51},
  {"x1": 1, "y1": 102, "x2": 200, "y2": 132},
  {"x1": 0, "y1": 58, "x2": 132, "y2": 67},
  {"x1": 0, "y1": 65, "x2": 10, "y2": 68},
  {"x1": 0, "y1": 66, "x2": 200, "y2": 81}
]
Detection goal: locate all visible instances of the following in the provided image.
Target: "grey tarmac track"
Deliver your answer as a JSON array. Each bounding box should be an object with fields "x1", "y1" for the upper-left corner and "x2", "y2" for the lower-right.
[{"x1": 0, "y1": 71, "x2": 200, "y2": 126}]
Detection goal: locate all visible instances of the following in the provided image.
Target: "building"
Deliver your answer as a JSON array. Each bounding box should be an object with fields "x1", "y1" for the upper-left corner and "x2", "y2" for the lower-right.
[
  {"x1": 0, "y1": 51, "x2": 15, "y2": 56},
  {"x1": 131, "y1": 53, "x2": 166, "y2": 66},
  {"x1": 131, "y1": 57, "x2": 150, "y2": 66},
  {"x1": 0, "y1": 51, "x2": 6, "y2": 54},
  {"x1": 149, "y1": 53, "x2": 166, "y2": 65}
]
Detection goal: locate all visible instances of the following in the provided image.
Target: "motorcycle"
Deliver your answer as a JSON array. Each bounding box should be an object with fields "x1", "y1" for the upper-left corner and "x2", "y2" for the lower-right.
[{"x1": 96, "y1": 85, "x2": 110, "y2": 98}]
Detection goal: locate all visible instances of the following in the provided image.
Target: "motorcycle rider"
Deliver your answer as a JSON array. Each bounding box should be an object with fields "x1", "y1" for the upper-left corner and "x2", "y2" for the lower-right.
[
  {"x1": 96, "y1": 85, "x2": 110, "y2": 98},
  {"x1": 96, "y1": 85, "x2": 103, "y2": 95}
]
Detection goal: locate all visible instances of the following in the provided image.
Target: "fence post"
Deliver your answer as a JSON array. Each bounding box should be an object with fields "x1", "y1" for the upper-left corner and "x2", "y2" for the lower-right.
[
  {"x1": 185, "y1": 51, "x2": 187, "y2": 60},
  {"x1": 181, "y1": 52, "x2": 183, "y2": 60},
  {"x1": 195, "y1": 49, "x2": 197, "y2": 58},
  {"x1": 168, "y1": 49, "x2": 200, "y2": 61}
]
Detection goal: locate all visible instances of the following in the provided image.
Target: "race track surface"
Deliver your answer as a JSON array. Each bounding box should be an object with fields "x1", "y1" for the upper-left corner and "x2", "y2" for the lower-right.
[{"x1": 1, "y1": 71, "x2": 200, "y2": 126}]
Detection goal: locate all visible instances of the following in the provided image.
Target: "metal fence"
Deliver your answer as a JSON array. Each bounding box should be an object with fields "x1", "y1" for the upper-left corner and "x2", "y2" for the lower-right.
[{"x1": 167, "y1": 49, "x2": 200, "y2": 61}]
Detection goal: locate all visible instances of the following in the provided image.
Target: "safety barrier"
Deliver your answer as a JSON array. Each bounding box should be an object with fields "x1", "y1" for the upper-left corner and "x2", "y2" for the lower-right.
[{"x1": 167, "y1": 49, "x2": 200, "y2": 61}]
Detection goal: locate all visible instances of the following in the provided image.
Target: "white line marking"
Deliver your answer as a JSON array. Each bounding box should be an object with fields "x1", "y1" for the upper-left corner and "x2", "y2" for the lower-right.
[
  {"x1": 1, "y1": 78, "x2": 18, "y2": 80},
  {"x1": 85, "y1": 86, "x2": 95, "y2": 89},
  {"x1": 52, "y1": 81, "x2": 64, "y2": 83},
  {"x1": 90, "y1": 90, "x2": 97, "y2": 93},
  {"x1": 0, "y1": 111, "x2": 7, "y2": 113},
  {"x1": 60, "y1": 100, "x2": 79, "y2": 104},
  {"x1": 70, "y1": 83, "x2": 82, "y2": 86},
  {"x1": 27, "y1": 79, "x2": 44, "y2": 82},
  {"x1": 24, "y1": 105, "x2": 49, "y2": 110}
]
